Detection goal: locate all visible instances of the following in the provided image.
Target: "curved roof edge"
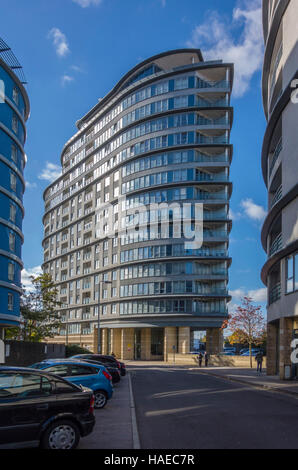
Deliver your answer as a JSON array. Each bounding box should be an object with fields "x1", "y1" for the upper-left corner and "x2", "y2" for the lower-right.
[
  {"x1": 77, "y1": 49, "x2": 204, "y2": 129},
  {"x1": 0, "y1": 56, "x2": 30, "y2": 122}
]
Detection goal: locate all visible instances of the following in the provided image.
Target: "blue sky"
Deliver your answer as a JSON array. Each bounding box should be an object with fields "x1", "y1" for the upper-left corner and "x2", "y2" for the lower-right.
[{"x1": 1, "y1": 0, "x2": 267, "y2": 313}]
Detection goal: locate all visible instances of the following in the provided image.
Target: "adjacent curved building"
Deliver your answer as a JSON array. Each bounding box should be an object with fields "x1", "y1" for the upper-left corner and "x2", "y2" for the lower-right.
[
  {"x1": 43, "y1": 49, "x2": 234, "y2": 360},
  {"x1": 261, "y1": 1, "x2": 298, "y2": 378},
  {"x1": 0, "y1": 38, "x2": 29, "y2": 333}
]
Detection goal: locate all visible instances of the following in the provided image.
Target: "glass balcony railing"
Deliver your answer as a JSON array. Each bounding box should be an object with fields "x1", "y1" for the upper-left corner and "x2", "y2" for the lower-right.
[
  {"x1": 269, "y1": 282, "x2": 281, "y2": 305},
  {"x1": 197, "y1": 116, "x2": 229, "y2": 127},
  {"x1": 196, "y1": 153, "x2": 229, "y2": 163},
  {"x1": 269, "y1": 233, "x2": 283, "y2": 257},
  {"x1": 197, "y1": 98, "x2": 228, "y2": 108},
  {"x1": 197, "y1": 79, "x2": 230, "y2": 90},
  {"x1": 270, "y1": 184, "x2": 282, "y2": 208},
  {"x1": 203, "y1": 230, "x2": 228, "y2": 238},
  {"x1": 196, "y1": 172, "x2": 228, "y2": 182},
  {"x1": 197, "y1": 134, "x2": 229, "y2": 145},
  {"x1": 197, "y1": 191, "x2": 227, "y2": 200},
  {"x1": 269, "y1": 139, "x2": 282, "y2": 177}
]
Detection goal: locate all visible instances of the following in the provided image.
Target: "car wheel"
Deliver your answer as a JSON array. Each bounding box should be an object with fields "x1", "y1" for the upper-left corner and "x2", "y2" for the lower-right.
[
  {"x1": 94, "y1": 390, "x2": 108, "y2": 409},
  {"x1": 41, "y1": 420, "x2": 80, "y2": 449}
]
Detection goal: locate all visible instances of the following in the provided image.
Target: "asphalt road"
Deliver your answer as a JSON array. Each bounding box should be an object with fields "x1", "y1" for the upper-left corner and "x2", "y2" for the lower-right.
[{"x1": 130, "y1": 365, "x2": 298, "y2": 449}]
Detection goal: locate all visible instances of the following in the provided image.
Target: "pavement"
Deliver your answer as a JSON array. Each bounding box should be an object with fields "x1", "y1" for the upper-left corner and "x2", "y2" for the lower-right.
[{"x1": 79, "y1": 373, "x2": 136, "y2": 449}]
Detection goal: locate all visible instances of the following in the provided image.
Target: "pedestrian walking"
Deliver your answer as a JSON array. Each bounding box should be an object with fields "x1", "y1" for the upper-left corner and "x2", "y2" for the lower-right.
[
  {"x1": 255, "y1": 351, "x2": 263, "y2": 374},
  {"x1": 198, "y1": 352, "x2": 203, "y2": 367},
  {"x1": 204, "y1": 352, "x2": 208, "y2": 367}
]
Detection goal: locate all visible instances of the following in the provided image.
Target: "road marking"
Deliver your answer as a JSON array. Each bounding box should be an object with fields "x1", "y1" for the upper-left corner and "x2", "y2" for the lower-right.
[{"x1": 128, "y1": 372, "x2": 141, "y2": 449}]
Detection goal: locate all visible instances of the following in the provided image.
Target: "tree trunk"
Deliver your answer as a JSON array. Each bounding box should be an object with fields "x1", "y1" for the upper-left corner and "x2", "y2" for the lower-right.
[{"x1": 249, "y1": 343, "x2": 252, "y2": 368}]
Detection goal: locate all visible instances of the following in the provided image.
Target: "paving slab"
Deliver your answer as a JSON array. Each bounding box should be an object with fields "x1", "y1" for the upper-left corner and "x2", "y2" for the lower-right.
[{"x1": 79, "y1": 375, "x2": 134, "y2": 449}]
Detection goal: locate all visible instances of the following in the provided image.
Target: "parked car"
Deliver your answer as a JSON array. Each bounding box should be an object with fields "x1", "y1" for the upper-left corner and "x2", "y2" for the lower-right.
[
  {"x1": 29, "y1": 360, "x2": 113, "y2": 408},
  {"x1": 240, "y1": 348, "x2": 249, "y2": 355},
  {"x1": 220, "y1": 351, "x2": 235, "y2": 356},
  {"x1": 71, "y1": 354, "x2": 126, "y2": 377},
  {"x1": 0, "y1": 366, "x2": 95, "y2": 449},
  {"x1": 224, "y1": 347, "x2": 236, "y2": 354},
  {"x1": 73, "y1": 358, "x2": 121, "y2": 384},
  {"x1": 240, "y1": 349, "x2": 262, "y2": 356}
]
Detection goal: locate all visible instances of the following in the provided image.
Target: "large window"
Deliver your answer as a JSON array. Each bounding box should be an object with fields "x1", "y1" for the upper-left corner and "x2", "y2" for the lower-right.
[
  {"x1": 151, "y1": 328, "x2": 164, "y2": 356},
  {"x1": 286, "y1": 253, "x2": 298, "y2": 293}
]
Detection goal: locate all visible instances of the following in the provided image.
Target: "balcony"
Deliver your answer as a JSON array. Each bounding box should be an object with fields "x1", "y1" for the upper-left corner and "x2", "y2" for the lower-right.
[
  {"x1": 269, "y1": 282, "x2": 281, "y2": 305},
  {"x1": 270, "y1": 184, "x2": 282, "y2": 209},
  {"x1": 269, "y1": 139, "x2": 282, "y2": 177},
  {"x1": 196, "y1": 152, "x2": 229, "y2": 163},
  {"x1": 197, "y1": 134, "x2": 229, "y2": 145},
  {"x1": 196, "y1": 172, "x2": 228, "y2": 182},
  {"x1": 269, "y1": 233, "x2": 283, "y2": 257},
  {"x1": 197, "y1": 79, "x2": 230, "y2": 90}
]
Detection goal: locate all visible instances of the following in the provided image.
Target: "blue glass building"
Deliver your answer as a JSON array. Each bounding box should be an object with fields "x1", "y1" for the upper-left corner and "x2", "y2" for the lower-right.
[{"x1": 0, "y1": 38, "x2": 30, "y2": 332}]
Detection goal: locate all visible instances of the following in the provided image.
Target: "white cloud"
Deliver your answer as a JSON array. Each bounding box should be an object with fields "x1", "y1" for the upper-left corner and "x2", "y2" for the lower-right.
[
  {"x1": 25, "y1": 181, "x2": 37, "y2": 189},
  {"x1": 48, "y1": 28, "x2": 70, "y2": 57},
  {"x1": 186, "y1": 0, "x2": 263, "y2": 97},
  {"x1": 61, "y1": 74, "x2": 74, "y2": 86},
  {"x1": 38, "y1": 162, "x2": 61, "y2": 183},
  {"x1": 72, "y1": 0, "x2": 102, "y2": 7},
  {"x1": 22, "y1": 266, "x2": 42, "y2": 292},
  {"x1": 240, "y1": 198, "x2": 267, "y2": 221},
  {"x1": 230, "y1": 287, "x2": 267, "y2": 303}
]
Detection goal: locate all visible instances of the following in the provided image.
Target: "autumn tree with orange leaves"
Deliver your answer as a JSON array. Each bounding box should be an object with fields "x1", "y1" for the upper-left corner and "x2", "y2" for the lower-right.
[{"x1": 227, "y1": 296, "x2": 266, "y2": 368}]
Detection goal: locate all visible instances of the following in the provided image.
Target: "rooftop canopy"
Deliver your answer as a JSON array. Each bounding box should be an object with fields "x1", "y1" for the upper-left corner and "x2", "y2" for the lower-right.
[{"x1": 0, "y1": 37, "x2": 27, "y2": 85}]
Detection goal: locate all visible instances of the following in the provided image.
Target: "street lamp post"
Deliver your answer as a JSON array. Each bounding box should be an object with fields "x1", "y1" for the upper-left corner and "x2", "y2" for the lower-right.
[{"x1": 97, "y1": 279, "x2": 112, "y2": 354}]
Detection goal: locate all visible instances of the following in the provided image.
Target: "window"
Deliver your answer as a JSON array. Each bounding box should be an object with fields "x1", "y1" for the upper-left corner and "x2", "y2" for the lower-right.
[
  {"x1": 0, "y1": 372, "x2": 53, "y2": 399},
  {"x1": 286, "y1": 253, "x2": 298, "y2": 294},
  {"x1": 174, "y1": 77, "x2": 188, "y2": 90},
  {"x1": 9, "y1": 204, "x2": 16, "y2": 223},
  {"x1": 10, "y1": 172, "x2": 17, "y2": 192},
  {"x1": 11, "y1": 145, "x2": 17, "y2": 163},
  {"x1": 8, "y1": 293, "x2": 13, "y2": 310},
  {"x1": 70, "y1": 365, "x2": 96, "y2": 376},
  {"x1": 12, "y1": 114, "x2": 18, "y2": 133},
  {"x1": 13, "y1": 87, "x2": 19, "y2": 105},
  {"x1": 45, "y1": 365, "x2": 69, "y2": 377},
  {"x1": 9, "y1": 233, "x2": 15, "y2": 252},
  {"x1": 8, "y1": 263, "x2": 14, "y2": 281}
]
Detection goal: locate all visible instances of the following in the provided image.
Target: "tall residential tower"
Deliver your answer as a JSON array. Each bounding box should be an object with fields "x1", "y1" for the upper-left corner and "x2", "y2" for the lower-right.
[
  {"x1": 261, "y1": 0, "x2": 298, "y2": 378},
  {"x1": 43, "y1": 49, "x2": 234, "y2": 360},
  {"x1": 0, "y1": 38, "x2": 30, "y2": 336}
]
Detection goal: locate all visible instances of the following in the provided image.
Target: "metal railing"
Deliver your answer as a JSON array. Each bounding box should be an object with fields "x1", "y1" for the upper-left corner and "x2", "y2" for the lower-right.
[
  {"x1": 270, "y1": 184, "x2": 282, "y2": 208},
  {"x1": 269, "y1": 233, "x2": 283, "y2": 257},
  {"x1": 269, "y1": 139, "x2": 282, "y2": 177}
]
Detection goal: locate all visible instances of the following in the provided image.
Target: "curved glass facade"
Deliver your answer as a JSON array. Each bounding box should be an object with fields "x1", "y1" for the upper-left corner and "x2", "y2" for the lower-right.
[
  {"x1": 43, "y1": 49, "x2": 233, "y2": 357},
  {"x1": 0, "y1": 38, "x2": 29, "y2": 328}
]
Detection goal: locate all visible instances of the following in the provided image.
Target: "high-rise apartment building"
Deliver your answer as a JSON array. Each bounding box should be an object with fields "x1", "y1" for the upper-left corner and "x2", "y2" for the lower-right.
[
  {"x1": 43, "y1": 49, "x2": 234, "y2": 360},
  {"x1": 261, "y1": 1, "x2": 298, "y2": 378},
  {"x1": 0, "y1": 38, "x2": 30, "y2": 336}
]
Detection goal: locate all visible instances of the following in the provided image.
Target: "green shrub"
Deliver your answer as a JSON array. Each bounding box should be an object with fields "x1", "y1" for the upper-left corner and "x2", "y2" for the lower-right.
[{"x1": 65, "y1": 344, "x2": 91, "y2": 358}]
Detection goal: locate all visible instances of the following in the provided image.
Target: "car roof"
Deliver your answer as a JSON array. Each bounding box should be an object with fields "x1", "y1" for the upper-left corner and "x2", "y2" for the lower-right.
[{"x1": 32, "y1": 359, "x2": 105, "y2": 369}]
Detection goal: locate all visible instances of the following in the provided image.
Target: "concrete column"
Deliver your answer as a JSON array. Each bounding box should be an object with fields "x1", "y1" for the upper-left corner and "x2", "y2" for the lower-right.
[
  {"x1": 206, "y1": 328, "x2": 222, "y2": 355},
  {"x1": 92, "y1": 327, "x2": 99, "y2": 354},
  {"x1": 121, "y1": 328, "x2": 135, "y2": 360},
  {"x1": 279, "y1": 317, "x2": 293, "y2": 380},
  {"x1": 112, "y1": 328, "x2": 122, "y2": 358},
  {"x1": 164, "y1": 327, "x2": 177, "y2": 362},
  {"x1": 178, "y1": 327, "x2": 190, "y2": 354},
  {"x1": 267, "y1": 322, "x2": 277, "y2": 375},
  {"x1": 141, "y1": 328, "x2": 151, "y2": 360},
  {"x1": 101, "y1": 328, "x2": 108, "y2": 355}
]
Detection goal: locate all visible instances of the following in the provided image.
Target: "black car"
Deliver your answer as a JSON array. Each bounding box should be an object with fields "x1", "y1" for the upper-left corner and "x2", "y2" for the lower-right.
[
  {"x1": 0, "y1": 366, "x2": 95, "y2": 449},
  {"x1": 72, "y1": 354, "x2": 126, "y2": 377}
]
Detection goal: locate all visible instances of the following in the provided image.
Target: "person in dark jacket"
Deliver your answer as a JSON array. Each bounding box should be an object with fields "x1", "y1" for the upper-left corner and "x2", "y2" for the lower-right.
[
  {"x1": 198, "y1": 352, "x2": 203, "y2": 367},
  {"x1": 204, "y1": 352, "x2": 209, "y2": 367},
  {"x1": 255, "y1": 351, "x2": 263, "y2": 374}
]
